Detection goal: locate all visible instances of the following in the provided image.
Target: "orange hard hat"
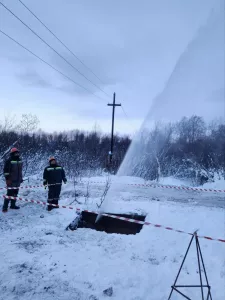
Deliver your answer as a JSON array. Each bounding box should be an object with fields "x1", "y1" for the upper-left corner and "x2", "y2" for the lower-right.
[
  {"x1": 49, "y1": 156, "x2": 56, "y2": 162},
  {"x1": 11, "y1": 147, "x2": 19, "y2": 153}
]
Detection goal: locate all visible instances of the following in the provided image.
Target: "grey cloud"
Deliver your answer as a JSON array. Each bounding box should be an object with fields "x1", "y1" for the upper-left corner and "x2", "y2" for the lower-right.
[
  {"x1": 56, "y1": 82, "x2": 91, "y2": 96},
  {"x1": 16, "y1": 69, "x2": 52, "y2": 88},
  {"x1": 50, "y1": 50, "x2": 117, "y2": 97},
  {"x1": 0, "y1": 0, "x2": 221, "y2": 133}
]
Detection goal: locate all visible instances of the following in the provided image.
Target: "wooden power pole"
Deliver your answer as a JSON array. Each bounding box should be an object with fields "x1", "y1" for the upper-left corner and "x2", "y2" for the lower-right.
[{"x1": 107, "y1": 92, "x2": 121, "y2": 165}]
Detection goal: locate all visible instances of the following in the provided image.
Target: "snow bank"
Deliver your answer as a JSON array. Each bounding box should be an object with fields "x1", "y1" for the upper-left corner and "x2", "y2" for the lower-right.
[
  {"x1": 0, "y1": 175, "x2": 224, "y2": 300},
  {"x1": 202, "y1": 174, "x2": 225, "y2": 190},
  {"x1": 157, "y1": 176, "x2": 188, "y2": 187}
]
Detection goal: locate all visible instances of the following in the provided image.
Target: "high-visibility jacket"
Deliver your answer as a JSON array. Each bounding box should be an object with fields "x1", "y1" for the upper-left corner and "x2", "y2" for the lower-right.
[
  {"x1": 4, "y1": 157, "x2": 23, "y2": 187},
  {"x1": 43, "y1": 164, "x2": 67, "y2": 185}
]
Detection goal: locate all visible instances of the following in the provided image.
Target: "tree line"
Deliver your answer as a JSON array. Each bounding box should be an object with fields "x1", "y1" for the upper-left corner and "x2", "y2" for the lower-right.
[
  {"x1": 120, "y1": 115, "x2": 225, "y2": 185},
  {"x1": 0, "y1": 114, "x2": 224, "y2": 185},
  {"x1": 0, "y1": 114, "x2": 130, "y2": 179}
]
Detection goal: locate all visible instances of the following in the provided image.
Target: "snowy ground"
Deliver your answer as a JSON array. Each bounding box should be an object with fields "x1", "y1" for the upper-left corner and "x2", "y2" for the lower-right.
[{"x1": 0, "y1": 175, "x2": 224, "y2": 300}]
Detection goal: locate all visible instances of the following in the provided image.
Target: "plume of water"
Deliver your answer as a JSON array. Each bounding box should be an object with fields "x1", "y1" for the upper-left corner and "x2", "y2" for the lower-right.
[
  {"x1": 96, "y1": 2, "x2": 224, "y2": 216},
  {"x1": 118, "y1": 2, "x2": 224, "y2": 178}
]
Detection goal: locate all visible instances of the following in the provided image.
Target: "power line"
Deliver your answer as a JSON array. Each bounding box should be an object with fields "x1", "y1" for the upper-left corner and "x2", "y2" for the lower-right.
[
  {"x1": 0, "y1": 29, "x2": 106, "y2": 100},
  {"x1": 0, "y1": 2, "x2": 110, "y2": 99},
  {"x1": 120, "y1": 105, "x2": 137, "y2": 134},
  {"x1": 121, "y1": 105, "x2": 130, "y2": 119},
  {"x1": 121, "y1": 105, "x2": 133, "y2": 124},
  {"x1": 17, "y1": 0, "x2": 111, "y2": 97}
]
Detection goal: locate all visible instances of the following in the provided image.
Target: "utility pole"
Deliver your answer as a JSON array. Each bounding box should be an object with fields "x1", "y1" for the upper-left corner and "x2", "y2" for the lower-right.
[{"x1": 107, "y1": 92, "x2": 121, "y2": 166}]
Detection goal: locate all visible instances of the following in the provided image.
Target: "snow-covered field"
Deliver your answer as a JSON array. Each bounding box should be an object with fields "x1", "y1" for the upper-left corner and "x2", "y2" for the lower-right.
[{"x1": 0, "y1": 176, "x2": 224, "y2": 300}]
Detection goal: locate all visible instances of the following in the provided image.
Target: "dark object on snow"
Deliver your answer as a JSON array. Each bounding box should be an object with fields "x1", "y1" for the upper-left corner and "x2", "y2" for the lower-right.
[
  {"x1": 103, "y1": 287, "x2": 113, "y2": 297},
  {"x1": 40, "y1": 214, "x2": 44, "y2": 218},
  {"x1": 67, "y1": 211, "x2": 145, "y2": 235},
  {"x1": 198, "y1": 172, "x2": 209, "y2": 186},
  {"x1": 66, "y1": 212, "x2": 81, "y2": 231},
  {"x1": 43, "y1": 159, "x2": 67, "y2": 211},
  {"x1": 45, "y1": 232, "x2": 53, "y2": 235},
  {"x1": 89, "y1": 296, "x2": 98, "y2": 300}
]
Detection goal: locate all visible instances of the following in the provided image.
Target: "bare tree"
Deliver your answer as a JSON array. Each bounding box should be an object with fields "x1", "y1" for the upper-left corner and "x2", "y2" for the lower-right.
[
  {"x1": 18, "y1": 114, "x2": 39, "y2": 133},
  {"x1": 0, "y1": 114, "x2": 17, "y2": 132},
  {"x1": 17, "y1": 114, "x2": 40, "y2": 177},
  {"x1": 176, "y1": 115, "x2": 206, "y2": 144}
]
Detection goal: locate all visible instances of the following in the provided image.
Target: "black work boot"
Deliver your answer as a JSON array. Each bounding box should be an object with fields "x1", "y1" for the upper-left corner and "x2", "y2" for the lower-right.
[
  {"x1": 2, "y1": 199, "x2": 9, "y2": 212},
  {"x1": 10, "y1": 205, "x2": 20, "y2": 209},
  {"x1": 47, "y1": 203, "x2": 52, "y2": 211},
  {"x1": 10, "y1": 200, "x2": 20, "y2": 209},
  {"x1": 54, "y1": 200, "x2": 59, "y2": 209}
]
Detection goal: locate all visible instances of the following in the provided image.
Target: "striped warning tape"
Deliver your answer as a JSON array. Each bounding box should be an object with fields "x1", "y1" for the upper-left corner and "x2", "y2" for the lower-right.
[
  {"x1": 0, "y1": 182, "x2": 62, "y2": 190},
  {"x1": 3, "y1": 195, "x2": 225, "y2": 244},
  {"x1": 1, "y1": 180, "x2": 224, "y2": 193},
  {"x1": 102, "y1": 214, "x2": 225, "y2": 243},
  {"x1": 80, "y1": 180, "x2": 225, "y2": 193},
  {"x1": 3, "y1": 195, "x2": 77, "y2": 210}
]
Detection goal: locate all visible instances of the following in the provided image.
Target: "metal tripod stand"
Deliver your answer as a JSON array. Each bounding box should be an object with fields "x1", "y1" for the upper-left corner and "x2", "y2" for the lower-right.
[{"x1": 168, "y1": 231, "x2": 212, "y2": 300}]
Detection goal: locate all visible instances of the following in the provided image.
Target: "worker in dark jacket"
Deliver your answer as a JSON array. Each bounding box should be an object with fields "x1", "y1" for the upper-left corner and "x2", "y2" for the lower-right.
[
  {"x1": 2, "y1": 147, "x2": 23, "y2": 212},
  {"x1": 43, "y1": 157, "x2": 67, "y2": 211}
]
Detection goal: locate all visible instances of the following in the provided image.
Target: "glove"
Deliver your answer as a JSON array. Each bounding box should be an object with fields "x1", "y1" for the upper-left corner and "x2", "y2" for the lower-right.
[
  {"x1": 43, "y1": 181, "x2": 47, "y2": 189},
  {"x1": 6, "y1": 179, "x2": 12, "y2": 187}
]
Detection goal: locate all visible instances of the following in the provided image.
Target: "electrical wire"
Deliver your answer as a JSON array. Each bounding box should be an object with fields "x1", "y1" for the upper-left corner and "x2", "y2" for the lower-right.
[
  {"x1": 0, "y1": 29, "x2": 106, "y2": 100},
  {"x1": 120, "y1": 104, "x2": 138, "y2": 135},
  {"x1": 17, "y1": 0, "x2": 111, "y2": 98},
  {"x1": 0, "y1": 2, "x2": 110, "y2": 99},
  {"x1": 121, "y1": 105, "x2": 130, "y2": 119}
]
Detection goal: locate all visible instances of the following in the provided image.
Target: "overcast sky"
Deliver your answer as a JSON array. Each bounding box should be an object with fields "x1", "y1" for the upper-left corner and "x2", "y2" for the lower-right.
[{"x1": 0, "y1": 0, "x2": 221, "y2": 134}]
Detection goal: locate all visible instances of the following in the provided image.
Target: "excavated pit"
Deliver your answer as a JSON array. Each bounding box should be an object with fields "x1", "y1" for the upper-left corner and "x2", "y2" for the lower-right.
[{"x1": 73, "y1": 211, "x2": 146, "y2": 235}]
